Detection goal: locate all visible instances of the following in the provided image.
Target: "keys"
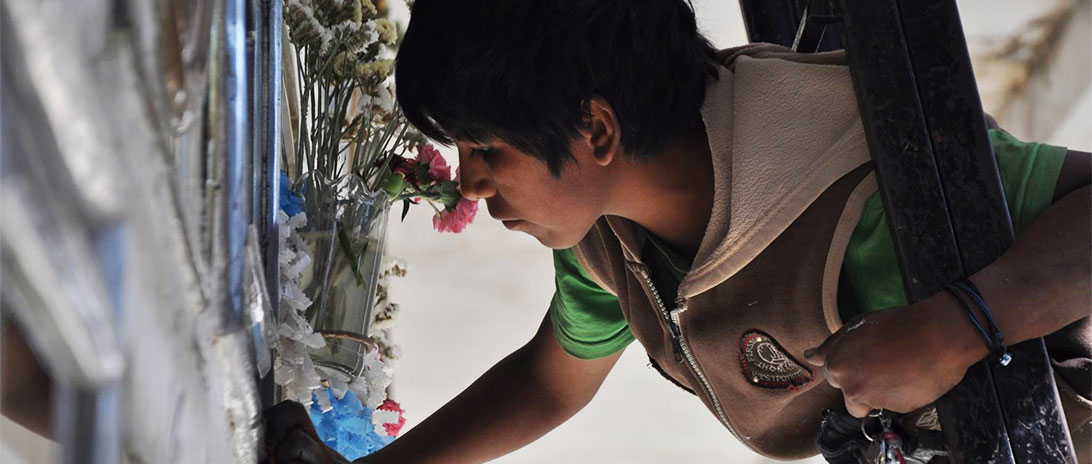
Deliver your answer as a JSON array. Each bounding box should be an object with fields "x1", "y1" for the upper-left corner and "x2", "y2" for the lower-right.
[{"x1": 863, "y1": 411, "x2": 907, "y2": 464}]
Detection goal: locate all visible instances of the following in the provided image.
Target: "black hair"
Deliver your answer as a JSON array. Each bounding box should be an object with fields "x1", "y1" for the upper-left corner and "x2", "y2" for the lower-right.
[{"x1": 395, "y1": 0, "x2": 718, "y2": 176}]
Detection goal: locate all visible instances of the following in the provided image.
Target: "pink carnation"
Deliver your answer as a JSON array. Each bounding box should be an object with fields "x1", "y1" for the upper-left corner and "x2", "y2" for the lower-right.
[
  {"x1": 415, "y1": 144, "x2": 451, "y2": 182},
  {"x1": 432, "y1": 197, "x2": 478, "y2": 233}
]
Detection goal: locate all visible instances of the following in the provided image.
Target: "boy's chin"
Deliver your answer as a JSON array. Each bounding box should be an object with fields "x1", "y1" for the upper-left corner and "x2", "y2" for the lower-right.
[
  {"x1": 503, "y1": 220, "x2": 588, "y2": 249},
  {"x1": 528, "y1": 228, "x2": 584, "y2": 250}
]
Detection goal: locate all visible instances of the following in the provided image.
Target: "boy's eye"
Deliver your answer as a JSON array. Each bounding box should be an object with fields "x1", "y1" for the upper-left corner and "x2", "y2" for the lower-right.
[{"x1": 471, "y1": 147, "x2": 495, "y2": 160}]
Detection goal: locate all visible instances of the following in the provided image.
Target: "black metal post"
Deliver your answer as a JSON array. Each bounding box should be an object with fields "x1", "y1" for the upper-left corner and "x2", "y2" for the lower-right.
[
  {"x1": 892, "y1": 2, "x2": 1075, "y2": 462},
  {"x1": 832, "y1": 0, "x2": 1075, "y2": 462}
]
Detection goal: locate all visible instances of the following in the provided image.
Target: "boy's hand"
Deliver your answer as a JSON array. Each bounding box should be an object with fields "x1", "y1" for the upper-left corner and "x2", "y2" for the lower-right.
[
  {"x1": 263, "y1": 401, "x2": 352, "y2": 464},
  {"x1": 803, "y1": 297, "x2": 986, "y2": 418}
]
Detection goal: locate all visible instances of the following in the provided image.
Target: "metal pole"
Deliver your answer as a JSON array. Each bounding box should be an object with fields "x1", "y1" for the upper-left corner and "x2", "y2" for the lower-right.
[
  {"x1": 834, "y1": 0, "x2": 1074, "y2": 461},
  {"x1": 252, "y1": 0, "x2": 283, "y2": 406},
  {"x1": 211, "y1": 0, "x2": 251, "y2": 331},
  {"x1": 1, "y1": 8, "x2": 125, "y2": 461},
  {"x1": 892, "y1": 1, "x2": 1075, "y2": 461}
]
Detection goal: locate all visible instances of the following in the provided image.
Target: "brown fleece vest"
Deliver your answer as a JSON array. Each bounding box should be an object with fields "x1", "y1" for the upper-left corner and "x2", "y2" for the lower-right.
[
  {"x1": 571, "y1": 44, "x2": 1091, "y2": 461},
  {"x1": 574, "y1": 165, "x2": 872, "y2": 460},
  {"x1": 574, "y1": 166, "x2": 1092, "y2": 460}
]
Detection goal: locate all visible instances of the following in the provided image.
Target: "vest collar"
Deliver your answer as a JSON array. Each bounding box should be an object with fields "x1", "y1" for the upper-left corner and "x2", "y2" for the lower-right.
[{"x1": 603, "y1": 45, "x2": 871, "y2": 299}]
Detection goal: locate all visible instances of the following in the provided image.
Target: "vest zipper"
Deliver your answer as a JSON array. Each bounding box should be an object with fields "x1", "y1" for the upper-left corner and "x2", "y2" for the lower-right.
[{"x1": 638, "y1": 268, "x2": 744, "y2": 445}]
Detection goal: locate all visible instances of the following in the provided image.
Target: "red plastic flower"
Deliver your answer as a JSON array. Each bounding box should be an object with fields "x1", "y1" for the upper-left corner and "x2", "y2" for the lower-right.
[{"x1": 377, "y1": 399, "x2": 406, "y2": 437}]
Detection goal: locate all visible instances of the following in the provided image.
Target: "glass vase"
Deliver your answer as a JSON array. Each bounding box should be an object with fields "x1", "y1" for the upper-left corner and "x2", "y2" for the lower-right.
[{"x1": 295, "y1": 172, "x2": 390, "y2": 376}]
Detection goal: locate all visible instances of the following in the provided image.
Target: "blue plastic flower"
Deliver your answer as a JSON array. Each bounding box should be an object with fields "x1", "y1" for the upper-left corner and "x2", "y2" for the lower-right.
[
  {"x1": 309, "y1": 390, "x2": 394, "y2": 460},
  {"x1": 280, "y1": 171, "x2": 305, "y2": 217}
]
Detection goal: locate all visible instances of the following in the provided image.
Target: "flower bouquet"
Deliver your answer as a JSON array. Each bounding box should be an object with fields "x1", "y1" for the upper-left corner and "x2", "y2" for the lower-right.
[
  {"x1": 274, "y1": 0, "x2": 476, "y2": 458},
  {"x1": 281, "y1": 0, "x2": 475, "y2": 374}
]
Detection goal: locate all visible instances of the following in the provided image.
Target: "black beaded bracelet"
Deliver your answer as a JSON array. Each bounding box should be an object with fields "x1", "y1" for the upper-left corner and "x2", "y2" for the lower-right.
[{"x1": 944, "y1": 279, "x2": 1012, "y2": 366}]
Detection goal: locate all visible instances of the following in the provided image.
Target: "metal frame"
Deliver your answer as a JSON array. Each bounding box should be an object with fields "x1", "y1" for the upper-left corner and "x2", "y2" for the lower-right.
[
  {"x1": 1, "y1": 4, "x2": 125, "y2": 462},
  {"x1": 2, "y1": 0, "x2": 281, "y2": 459},
  {"x1": 738, "y1": 0, "x2": 1075, "y2": 461},
  {"x1": 791, "y1": 0, "x2": 840, "y2": 53},
  {"x1": 213, "y1": 0, "x2": 252, "y2": 332},
  {"x1": 837, "y1": 1, "x2": 1074, "y2": 461},
  {"x1": 739, "y1": 0, "x2": 807, "y2": 47},
  {"x1": 739, "y1": 0, "x2": 842, "y2": 53},
  {"x1": 251, "y1": 0, "x2": 284, "y2": 407}
]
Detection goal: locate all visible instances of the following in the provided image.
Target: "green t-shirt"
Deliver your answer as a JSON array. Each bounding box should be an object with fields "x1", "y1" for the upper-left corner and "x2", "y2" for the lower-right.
[{"x1": 549, "y1": 129, "x2": 1069, "y2": 360}]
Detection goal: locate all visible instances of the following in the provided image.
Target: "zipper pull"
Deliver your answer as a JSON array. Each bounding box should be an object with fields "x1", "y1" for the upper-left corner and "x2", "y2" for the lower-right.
[
  {"x1": 668, "y1": 306, "x2": 686, "y2": 363},
  {"x1": 668, "y1": 319, "x2": 684, "y2": 362}
]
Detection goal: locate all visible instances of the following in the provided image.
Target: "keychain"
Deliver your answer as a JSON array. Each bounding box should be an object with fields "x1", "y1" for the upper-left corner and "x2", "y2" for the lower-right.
[{"x1": 862, "y1": 410, "x2": 907, "y2": 464}]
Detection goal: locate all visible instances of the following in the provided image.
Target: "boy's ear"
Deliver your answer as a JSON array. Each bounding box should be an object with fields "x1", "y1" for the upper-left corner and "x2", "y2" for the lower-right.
[{"x1": 581, "y1": 95, "x2": 621, "y2": 167}]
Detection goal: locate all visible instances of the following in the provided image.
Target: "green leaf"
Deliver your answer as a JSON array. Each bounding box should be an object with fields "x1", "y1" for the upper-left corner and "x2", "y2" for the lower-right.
[
  {"x1": 378, "y1": 172, "x2": 406, "y2": 199},
  {"x1": 437, "y1": 181, "x2": 460, "y2": 209},
  {"x1": 414, "y1": 162, "x2": 431, "y2": 183},
  {"x1": 337, "y1": 228, "x2": 366, "y2": 287}
]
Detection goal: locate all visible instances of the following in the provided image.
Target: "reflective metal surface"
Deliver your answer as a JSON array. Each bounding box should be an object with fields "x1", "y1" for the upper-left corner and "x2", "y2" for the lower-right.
[
  {"x1": 1, "y1": 0, "x2": 281, "y2": 461},
  {"x1": 252, "y1": 0, "x2": 285, "y2": 407},
  {"x1": 125, "y1": 0, "x2": 213, "y2": 135}
]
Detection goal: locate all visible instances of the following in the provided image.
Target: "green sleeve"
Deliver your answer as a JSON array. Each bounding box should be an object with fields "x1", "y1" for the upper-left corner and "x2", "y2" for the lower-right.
[
  {"x1": 842, "y1": 128, "x2": 1068, "y2": 314},
  {"x1": 549, "y1": 248, "x2": 635, "y2": 359},
  {"x1": 989, "y1": 128, "x2": 1069, "y2": 235}
]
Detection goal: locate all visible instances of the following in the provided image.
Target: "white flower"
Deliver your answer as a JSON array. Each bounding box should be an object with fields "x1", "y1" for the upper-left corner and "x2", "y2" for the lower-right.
[
  {"x1": 273, "y1": 200, "x2": 405, "y2": 420},
  {"x1": 315, "y1": 386, "x2": 334, "y2": 413},
  {"x1": 375, "y1": 80, "x2": 396, "y2": 114},
  {"x1": 375, "y1": 18, "x2": 397, "y2": 45},
  {"x1": 273, "y1": 210, "x2": 326, "y2": 405}
]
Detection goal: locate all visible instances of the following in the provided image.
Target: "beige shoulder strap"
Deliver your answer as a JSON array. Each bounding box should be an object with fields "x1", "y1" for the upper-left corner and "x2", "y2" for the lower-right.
[{"x1": 820, "y1": 171, "x2": 879, "y2": 333}]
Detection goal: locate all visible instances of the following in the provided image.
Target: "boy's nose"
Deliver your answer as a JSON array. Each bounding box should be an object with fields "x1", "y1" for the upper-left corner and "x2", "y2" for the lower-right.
[{"x1": 457, "y1": 147, "x2": 497, "y2": 201}]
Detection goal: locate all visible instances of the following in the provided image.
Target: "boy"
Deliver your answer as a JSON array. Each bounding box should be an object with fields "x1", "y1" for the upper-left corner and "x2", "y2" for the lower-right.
[{"x1": 264, "y1": 1, "x2": 1091, "y2": 462}]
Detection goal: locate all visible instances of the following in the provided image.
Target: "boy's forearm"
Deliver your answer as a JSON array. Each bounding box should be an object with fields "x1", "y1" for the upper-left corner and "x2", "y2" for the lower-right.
[
  {"x1": 357, "y1": 347, "x2": 579, "y2": 464},
  {"x1": 954, "y1": 184, "x2": 1091, "y2": 365},
  {"x1": 1, "y1": 324, "x2": 53, "y2": 437},
  {"x1": 804, "y1": 183, "x2": 1090, "y2": 416}
]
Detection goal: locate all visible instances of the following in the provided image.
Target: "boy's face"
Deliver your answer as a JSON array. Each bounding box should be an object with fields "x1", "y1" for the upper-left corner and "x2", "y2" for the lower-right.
[{"x1": 456, "y1": 138, "x2": 609, "y2": 249}]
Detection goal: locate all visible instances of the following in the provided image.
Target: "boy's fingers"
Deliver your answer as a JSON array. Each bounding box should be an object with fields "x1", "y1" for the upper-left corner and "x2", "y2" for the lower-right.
[
  {"x1": 804, "y1": 337, "x2": 834, "y2": 367},
  {"x1": 265, "y1": 400, "x2": 309, "y2": 422},
  {"x1": 821, "y1": 366, "x2": 841, "y2": 389},
  {"x1": 275, "y1": 428, "x2": 326, "y2": 464},
  {"x1": 844, "y1": 397, "x2": 871, "y2": 419},
  {"x1": 805, "y1": 323, "x2": 852, "y2": 367},
  {"x1": 803, "y1": 347, "x2": 824, "y2": 366},
  {"x1": 266, "y1": 401, "x2": 317, "y2": 444}
]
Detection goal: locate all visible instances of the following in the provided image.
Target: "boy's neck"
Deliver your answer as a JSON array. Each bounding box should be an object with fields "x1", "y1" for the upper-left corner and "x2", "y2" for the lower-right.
[{"x1": 606, "y1": 127, "x2": 715, "y2": 258}]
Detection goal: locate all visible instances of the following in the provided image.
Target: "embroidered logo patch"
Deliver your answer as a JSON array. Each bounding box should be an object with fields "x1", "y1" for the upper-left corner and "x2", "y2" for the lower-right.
[
  {"x1": 914, "y1": 406, "x2": 942, "y2": 431},
  {"x1": 738, "y1": 331, "x2": 812, "y2": 390}
]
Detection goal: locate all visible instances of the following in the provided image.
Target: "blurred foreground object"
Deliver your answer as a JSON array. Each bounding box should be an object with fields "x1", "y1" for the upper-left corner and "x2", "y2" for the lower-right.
[{"x1": 1, "y1": 0, "x2": 286, "y2": 461}]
